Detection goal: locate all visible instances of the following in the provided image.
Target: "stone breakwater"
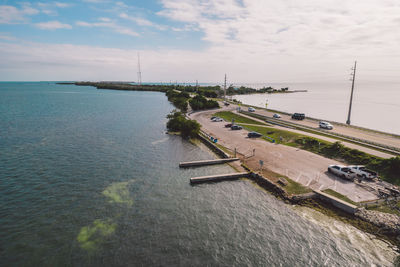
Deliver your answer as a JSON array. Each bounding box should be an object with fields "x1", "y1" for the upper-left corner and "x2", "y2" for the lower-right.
[{"x1": 356, "y1": 208, "x2": 400, "y2": 237}]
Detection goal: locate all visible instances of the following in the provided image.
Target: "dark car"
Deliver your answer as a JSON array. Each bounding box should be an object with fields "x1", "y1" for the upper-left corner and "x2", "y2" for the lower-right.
[
  {"x1": 248, "y1": 132, "x2": 262, "y2": 138},
  {"x1": 225, "y1": 123, "x2": 233, "y2": 128},
  {"x1": 231, "y1": 125, "x2": 243, "y2": 130},
  {"x1": 292, "y1": 113, "x2": 305, "y2": 120},
  {"x1": 223, "y1": 102, "x2": 230, "y2": 106}
]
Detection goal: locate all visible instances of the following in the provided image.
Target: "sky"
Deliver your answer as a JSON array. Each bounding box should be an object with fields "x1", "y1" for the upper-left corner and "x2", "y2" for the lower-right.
[{"x1": 1, "y1": 0, "x2": 400, "y2": 83}]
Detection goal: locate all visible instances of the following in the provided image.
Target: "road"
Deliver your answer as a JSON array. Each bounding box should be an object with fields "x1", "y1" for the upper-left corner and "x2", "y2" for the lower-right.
[
  {"x1": 190, "y1": 107, "x2": 378, "y2": 202},
  {"x1": 249, "y1": 106, "x2": 400, "y2": 150}
]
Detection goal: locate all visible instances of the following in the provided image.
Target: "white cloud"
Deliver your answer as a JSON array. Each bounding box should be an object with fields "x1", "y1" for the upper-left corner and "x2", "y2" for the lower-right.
[
  {"x1": 35, "y1": 20, "x2": 72, "y2": 30},
  {"x1": 119, "y1": 13, "x2": 167, "y2": 30},
  {"x1": 0, "y1": 5, "x2": 39, "y2": 24},
  {"x1": 76, "y1": 19, "x2": 139, "y2": 37}
]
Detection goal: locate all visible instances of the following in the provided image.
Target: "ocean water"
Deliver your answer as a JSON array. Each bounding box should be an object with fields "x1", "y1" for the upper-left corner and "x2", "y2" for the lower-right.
[
  {"x1": 232, "y1": 81, "x2": 400, "y2": 135},
  {"x1": 0, "y1": 82, "x2": 398, "y2": 266}
]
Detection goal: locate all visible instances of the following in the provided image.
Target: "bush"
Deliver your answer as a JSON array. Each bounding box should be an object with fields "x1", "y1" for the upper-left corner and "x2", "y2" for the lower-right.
[
  {"x1": 166, "y1": 111, "x2": 200, "y2": 138},
  {"x1": 189, "y1": 95, "x2": 220, "y2": 111}
]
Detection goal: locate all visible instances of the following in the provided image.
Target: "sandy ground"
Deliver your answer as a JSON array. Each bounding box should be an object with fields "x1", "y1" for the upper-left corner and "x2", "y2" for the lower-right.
[{"x1": 190, "y1": 107, "x2": 378, "y2": 202}]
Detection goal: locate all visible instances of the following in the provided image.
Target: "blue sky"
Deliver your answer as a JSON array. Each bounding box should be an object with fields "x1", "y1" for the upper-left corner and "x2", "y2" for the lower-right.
[{"x1": 1, "y1": 0, "x2": 400, "y2": 83}]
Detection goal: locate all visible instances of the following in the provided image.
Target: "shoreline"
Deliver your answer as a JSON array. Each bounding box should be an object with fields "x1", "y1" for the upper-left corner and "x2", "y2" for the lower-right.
[{"x1": 193, "y1": 131, "x2": 400, "y2": 248}]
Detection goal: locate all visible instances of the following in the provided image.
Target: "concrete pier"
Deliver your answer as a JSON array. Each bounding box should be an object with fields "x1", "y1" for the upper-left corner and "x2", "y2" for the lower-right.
[
  {"x1": 190, "y1": 172, "x2": 250, "y2": 184},
  {"x1": 179, "y1": 158, "x2": 239, "y2": 168}
]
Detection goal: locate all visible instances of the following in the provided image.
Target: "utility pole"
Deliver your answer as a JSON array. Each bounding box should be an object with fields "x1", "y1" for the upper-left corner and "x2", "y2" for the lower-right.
[
  {"x1": 137, "y1": 52, "x2": 142, "y2": 85},
  {"x1": 224, "y1": 74, "x2": 227, "y2": 101},
  {"x1": 346, "y1": 61, "x2": 357, "y2": 125}
]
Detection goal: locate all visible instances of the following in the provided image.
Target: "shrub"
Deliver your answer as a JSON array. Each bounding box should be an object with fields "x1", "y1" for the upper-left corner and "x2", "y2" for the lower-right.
[{"x1": 166, "y1": 111, "x2": 200, "y2": 138}]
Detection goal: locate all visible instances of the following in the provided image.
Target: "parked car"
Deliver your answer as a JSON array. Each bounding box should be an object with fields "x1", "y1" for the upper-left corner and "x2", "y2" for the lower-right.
[
  {"x1": 248, "y1": 132, "x2": 262, "y2": 138},
  {"x1": 248, "y1": 107, "x2": 256, "y2": 112},
  {"x1": 328, "y1": 165, "x2": 357, "y2": 180},
  {"x1": 210, "y1": 116, "x2": 217, "y2": 120},
  {"x1": 292, "y1": 113, "x2": 305, "y2": 120},
  {"x1": 231, "y1": 125, "x2": 243, "y2": 130},
  {"x1": 212, "y1": 117, "x2": 223, "y2": 122},
  {"x1": 348, "y1": 165, "x2": 378, "y2": 179},
  {"x1": 223, "y1": 102, "x2": 230, "y2": 106},
  {"x1": 319, "y1": 121, "x2": 333, "y2": 130},
  {"x1": 273, "y1": 113, "x2": 281, "y2": 119},
  {"x1": 225, "y1": 123, "x2": 233, "y2": 128}
]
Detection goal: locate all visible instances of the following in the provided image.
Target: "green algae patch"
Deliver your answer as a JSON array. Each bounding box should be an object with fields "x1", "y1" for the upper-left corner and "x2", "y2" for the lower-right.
[
  {"x1": 102, "y1": 180, "x2": 134, "y2": 206},
  {"x1": 77, "y1": 219, "x2": 117, "y2": 252}
]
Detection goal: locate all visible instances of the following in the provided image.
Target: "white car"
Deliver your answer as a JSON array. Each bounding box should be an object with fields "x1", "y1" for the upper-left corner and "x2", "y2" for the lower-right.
[
  {"x1": 319, "y1": 121, "x2": 333, "y2": 130},
  {"x1": 212, "y1": 117, "x2": 223, "y2": 122},
  {"x1": 248, "y1": 107, "x2": 255, "y2": 112},
  {"x1": 273, "y1": 113, "x2": 281, "y2": 118},
  {"x1": 328, "y1": 165, "x2": 357, "y2": 180}
]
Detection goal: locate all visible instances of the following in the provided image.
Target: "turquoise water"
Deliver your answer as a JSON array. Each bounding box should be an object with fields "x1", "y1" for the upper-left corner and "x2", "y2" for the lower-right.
[{"x1": 0, "y1": 83, "x2": 397, "y2": 266}]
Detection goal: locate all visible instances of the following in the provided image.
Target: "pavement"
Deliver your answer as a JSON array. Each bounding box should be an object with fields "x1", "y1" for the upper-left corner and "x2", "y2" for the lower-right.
[
  {"x1": 249, "y1": 106, "x2": 400, "y2": 151},
  {"x1": 190, "y1": 107, "x2": 379, "y2": 202}
]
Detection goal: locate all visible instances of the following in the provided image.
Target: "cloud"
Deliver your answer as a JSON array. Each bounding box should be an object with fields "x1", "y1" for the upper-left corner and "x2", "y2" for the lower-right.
[
  {"x1": 0, "y1": 33, "x2": 16, "y2": 41},
  {"x1": 35, "y1": 20, "x2": 72, "y2": 30},
  {"x1": 76, "y1": 19, "x2": 139, "y2": 37},
  {"x1": 119, "y1": 13, "x2": 167, "y2": 30},
  {"x1": 37, "y1": 2, "x2": 71, "y2": 15},
  {"x1": 0, "y1": 5, "x2": 39, "y2": 24}
]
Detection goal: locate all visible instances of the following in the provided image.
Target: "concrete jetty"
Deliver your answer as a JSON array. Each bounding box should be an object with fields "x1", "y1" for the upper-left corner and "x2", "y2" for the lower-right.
[
  {"x1": 179, "y1": 158, "x2": 239, "y2": 168},
  {"x1": 190, "y1": 172, "x2": 250, "y2": 184}
]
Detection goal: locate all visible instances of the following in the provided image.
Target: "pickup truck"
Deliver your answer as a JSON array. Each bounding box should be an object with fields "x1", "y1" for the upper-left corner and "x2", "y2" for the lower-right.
[
  {"x1": 348, "y1": 165, "x2": 378, "y2": 179},
  {"x1": 328, "y1": 165, "x2": 357, "y2": 180}
]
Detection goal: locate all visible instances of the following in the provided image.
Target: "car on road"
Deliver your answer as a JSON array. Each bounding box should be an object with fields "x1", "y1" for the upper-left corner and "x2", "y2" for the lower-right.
[
  {"x1": 319, "y1": 121, "x2": 333, "y2": 130},
  {"x1": 328, "y1": 165, "x2": 357, "y2": 180},
  {"x1": 223, "y1": 102, "x2": 230, "y2": 106},
  {"x1": 212, "y1": 117, "x2": 223, "y2": 122},
  {"x1": 231, "y1": 125, "x2": 243, "y2": 130},
  {"x1": 348, "y1": 165, "x2": 378, "y2": 179},
  {"x1": 248, "y1": 132, "x2": 262, "y2": 138},
  {"x1": 248, "y1": 107, "x2": 256, "y2": 112},
  {"x1": 225, "y1": 123, "x2": 233, "y2": 128},
  {"x1": 273, "y1": 113, "x2": 281, "y2": 119},
  {"x1": 292, "y1": 113, "x2": 305, "y2": 120},
  {"x1": 210, "y1": 116, "x2": 217, "y2": 120}
]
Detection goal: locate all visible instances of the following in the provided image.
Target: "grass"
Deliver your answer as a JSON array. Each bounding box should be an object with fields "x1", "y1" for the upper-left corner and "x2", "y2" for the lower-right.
[
  {"x1": 260, "y1": 168, "x2": 312, "y2": 195},
  {"x1": 243, "y1": 124, "x2": 308, "y2": 144},
  {"x1": 285, "y1": 178, "x2": 313, "y2": 195},
  {"x1": 323, "y1": 189, "x2": 358, "y2": 206},
  {"x1": 214, "y1": 111, "x2": 264, "y2": 125},
  {"x1": 365, "y1": 202, "x2": 400, "y2": 217}
]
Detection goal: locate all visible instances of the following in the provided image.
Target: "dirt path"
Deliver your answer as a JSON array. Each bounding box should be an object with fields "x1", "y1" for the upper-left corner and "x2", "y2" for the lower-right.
[{"x1": 190, "y1": 108, "x2": 378, "y2": 202}]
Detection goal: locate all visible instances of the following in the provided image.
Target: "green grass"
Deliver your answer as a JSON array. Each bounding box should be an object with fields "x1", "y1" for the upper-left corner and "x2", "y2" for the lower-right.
[
  {"x1": 365, "y1": 202, "x2": 400, "y2": 216},
  {"x1": 214, "y1": 111, "x2": 265, "y2": 125},
  {"x1": 323, "y1": 189, "x2": 358, "y2": 206},
  {"x1": 285, "y1": 178, "x2": 313, "y2": 195},
  {"x1": 243, "y1": 124, "x2": 308, "y2": 144}
]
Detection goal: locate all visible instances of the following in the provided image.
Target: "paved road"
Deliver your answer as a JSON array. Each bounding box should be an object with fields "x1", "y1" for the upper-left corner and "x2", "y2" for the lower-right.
[
  {"x1": 190, "y1": 107, "x2": 378, "y2": 202},
  {"x1": 248, "y1": 106, "x2": 400, "y2": 150},
  {"x1": 235, "y1": 111, "x2": 394, "y2": 159}
]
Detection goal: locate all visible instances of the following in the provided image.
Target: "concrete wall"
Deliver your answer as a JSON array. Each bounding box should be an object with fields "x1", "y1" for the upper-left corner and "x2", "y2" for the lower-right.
[{"x1": 314, "y1": 190, "x2": 358, "y2": 214}]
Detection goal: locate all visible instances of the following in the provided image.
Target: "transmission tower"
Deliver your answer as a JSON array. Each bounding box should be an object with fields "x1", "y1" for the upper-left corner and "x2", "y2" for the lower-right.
[
  {"x1": 346, "y1": 61, "x2": 357, "y2": 125},
  {"x1": 137, "y1": 52, "x2": 142, "y2": 85}
]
